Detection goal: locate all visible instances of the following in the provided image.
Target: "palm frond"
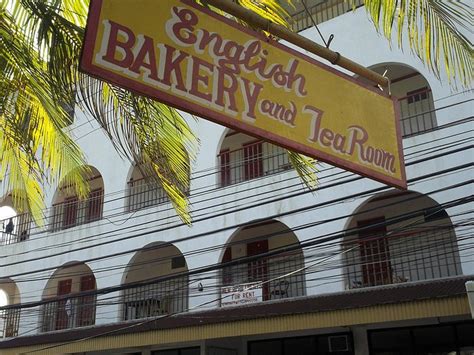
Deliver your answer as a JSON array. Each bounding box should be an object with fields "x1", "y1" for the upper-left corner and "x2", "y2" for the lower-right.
[
  {"x1": 2, "y1": 0, "x2": 319, "y2": 225},
  {"x1": 1, "y1": 8, "x2": 89, "y2": 224},
  {"x1": 286, "y1": 151, "x2": 318, "y2": 190},
  {"x1": 361, "y1": 0, "x2": 473, "y2": 87},
  {"x1": 78, "y1": 75, "x2": 197, "y2": 223},
  {"x1": 237, "y1": 0, "x2": 293, "y2": 27},
  {"x1": 5, "y1": 0, "x2": 198, "y2": 223}
]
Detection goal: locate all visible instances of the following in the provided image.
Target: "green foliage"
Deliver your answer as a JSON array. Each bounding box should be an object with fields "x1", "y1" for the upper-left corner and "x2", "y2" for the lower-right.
[
  {"x1": 355, "y1": 0, "x2": 472, "y2": 87},
  {"x1": 1, "y1": 0, "x2": 197, "y2": 224},
  {"x1": 0, "y1": 7, "x2": 89, "y2": 224},
  {"x1": 0, "y1": 0, "x2": 318, "y2": 226}
]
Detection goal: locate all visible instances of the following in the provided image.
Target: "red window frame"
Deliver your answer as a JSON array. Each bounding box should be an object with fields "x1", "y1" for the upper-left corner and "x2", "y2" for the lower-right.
[
  {"x1": 77, "y1": 275, "x2": 96, "y2": 327},
  {"x1": 62, "y1": 196, "x2": 78, "y2": 228},
  {"x1": 219, "y1": 149, "x2": 231, "y2": 187},
  {"x1": 358, "y1": 217, "x2": 392, "y2": 287},
  {"x1": 55, "y1": 279, "x2": 72, "y2": 330},
  {"x1": 247, "y1": 239, "x2": 269, "y2": 300},
  {"x1": 86, "y1": 188, "x2": 103, "y2": 222}
]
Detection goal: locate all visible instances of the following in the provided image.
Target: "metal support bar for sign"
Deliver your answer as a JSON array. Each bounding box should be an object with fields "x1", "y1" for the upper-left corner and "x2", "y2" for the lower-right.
[{"x1": 204, "y1": 0, "x2": 390, "y2": 88}]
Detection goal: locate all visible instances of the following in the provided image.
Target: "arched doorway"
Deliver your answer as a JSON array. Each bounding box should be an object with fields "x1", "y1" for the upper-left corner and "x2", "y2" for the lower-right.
[
  {"x1": 0, "y1": 194, "x2": 33, "y2": 245},
  {"x1": 343, "y1": 191, "x2": 462, "y2": 289},
  {"x1": 50, "y1": 166, "x2": 104, "y2": 231},
  {"x1": 367, "y1": 63, "x2": 437, "y2": 137},
  {"x1": 125, "y1": 157, "x2": 191, "y2": 212},
  {"x1": 40, "y1": 262, "x2": 96, "y2": 332},
  {"x1": 121, "y1": 243, "x2": 189, "y2": 320},
  {"x1": 0, "y1": 279, "x2": 21, "y2": 338},
  {"x1": 220, "y1": 220, "x2": 306, "y2": 304}
]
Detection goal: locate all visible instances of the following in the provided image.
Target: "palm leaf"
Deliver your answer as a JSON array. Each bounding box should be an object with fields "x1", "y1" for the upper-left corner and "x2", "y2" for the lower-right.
[
  {"x1": 5, "y1": 0, "x2": 198, "y2": 223},
  {"x1": 1, "y1": 8, "x2": 89, "y2": 224},
  {"x1": 237, "y1": 0, "x2": 293, "y2": 27},
  {"x1": 359, "y1": 0, "x2": 473, "y2": 87},
  {"x1": 286, "y1": 151, "x2": 318, "y2": 190},
  {"x1": 1, "y1": 0, "x2": 318, "y2": 226}
]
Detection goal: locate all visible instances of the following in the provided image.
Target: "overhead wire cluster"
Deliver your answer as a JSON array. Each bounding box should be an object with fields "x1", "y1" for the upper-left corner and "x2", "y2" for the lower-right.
[
  {"x1": 1, "y1": 116, "x2": 472, "y2": 260},
  {"x1": 0, "y1": 97, "x2": 472, "y2": 352}
]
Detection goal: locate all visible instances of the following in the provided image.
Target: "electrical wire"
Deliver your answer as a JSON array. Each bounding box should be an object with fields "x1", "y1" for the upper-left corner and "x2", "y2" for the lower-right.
[
  {"x1": 1, "y1": 136, "x2": 472, "y2": 264},
  {"x1": 1, "y1": 122, "x2": 472, "y2": 247}
]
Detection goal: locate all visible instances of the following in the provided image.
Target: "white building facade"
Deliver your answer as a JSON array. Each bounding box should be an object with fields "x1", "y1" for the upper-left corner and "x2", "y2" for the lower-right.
[{"x1": 0, "y1": 1, "x2": 473, "y2": 354}]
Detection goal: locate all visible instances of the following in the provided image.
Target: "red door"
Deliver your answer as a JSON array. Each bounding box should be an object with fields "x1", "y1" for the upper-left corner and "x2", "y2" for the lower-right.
[
  {"x1": 222, "y1": 247, "x2": 233, "y2": 285},
  {"x1": 220, "y1": 149, "x2": 231, "y2": 187},
  {"x1": 247, "y1": 240, "x2": 269, "y2": 300},
  {"x1": 55, "y1": 279, "x2": 72, "y2": 330},
  {"x1": 87, "y1": 188, "x2": 103, "y2": 222},
  {"x1": 243, "y1": 141, "x2": 263, "y2": 180},
  {"x1": 77, "y1": 275, "x2": 95, "y2": 327},
  {"x1": 62, "y1": 196, "x2": 78, "y2": 228},
  {"x1": 358, "y1": 218, "x2": 392, "y2": 287}
]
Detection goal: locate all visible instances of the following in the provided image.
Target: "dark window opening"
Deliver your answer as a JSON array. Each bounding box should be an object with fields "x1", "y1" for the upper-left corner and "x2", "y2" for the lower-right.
[
  {"x1": 249, "y1": 333, "x2": 353, "y2": 355},
  {"x1": 152, "y1": 347, "x2": 200, "y2": 355},
  {"x1": 406, "y1": 87, "x2": 428, "y2": 104},
  {"x1": 369, "y1": 321, "x2": 474, "y2": 354},
  {"x1": 171, "y1": 256, "x2": 186, "y2": 269},
  {"x1": 424, "y1": 207, "x2": 449, "y2": 222}
]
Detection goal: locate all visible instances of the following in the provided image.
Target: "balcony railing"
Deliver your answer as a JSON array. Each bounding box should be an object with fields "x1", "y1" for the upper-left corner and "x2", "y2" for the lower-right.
[
  {"x1": 344, "y1": 226, "x2": 461, "y2": 289},
  {"x1": 0, "y1": 308, "x2": 20, "y2": 339},
  {"x1": 289, "y1": 0, "x2": 364, "y2": 33},
  {"x1": 0, "y1": 212, "x2": 32, "y2": 246},
  {"x1": 49, "y1": 189, "x2": 104, "y2": 232},
  {"x1": 222, "y1": 251, "x2": 306, "y2": 301},
  {"x1": 41, "y1": 294, "x2": 96, "y2": 332},
  {"x1": 218, "y1": 141, "x2": 291, "y2": 187},
  {"x1": 122, "y1": 276, "x2": 188, "y2": 321},
  {"x1": 126, "y1": 178, "x2": 168, "y2": 212},
  {"x1": 399, "y1": 88, "x2": 437, "y2": 137}
]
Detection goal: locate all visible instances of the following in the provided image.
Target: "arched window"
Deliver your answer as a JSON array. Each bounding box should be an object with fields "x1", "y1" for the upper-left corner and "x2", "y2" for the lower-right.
[
  {"x1": 50, "y1": 166, "x2": 104, "y2": 231},
  {"x1": 126, "y1": 164, "x2": 169, "y2": 212},
  {"x1": 220, "y1": 220, "x2": 306, "y2": 304},
  {"x1": 40, "y1": 263, "x2": 97, "y2": 332},
  {"x1": 121, "y1": 243, "x2": 188, "y2": 320},
  {"x1": 126, "y1": 158, "x2": 190, "y2": 212},
  {"x1": 343, "y1": 191, "x2": 462, "y2": 289}
]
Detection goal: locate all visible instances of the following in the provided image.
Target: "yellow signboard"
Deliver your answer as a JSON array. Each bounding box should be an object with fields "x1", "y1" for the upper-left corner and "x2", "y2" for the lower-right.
[{"x1": 81, "y1": 0, "x2": 406, "y2": 188}]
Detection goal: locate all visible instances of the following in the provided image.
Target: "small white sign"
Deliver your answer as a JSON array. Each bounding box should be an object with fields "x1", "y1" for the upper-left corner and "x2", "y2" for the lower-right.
[{"x1": 221, "y1": 283, "x2": 263, "y2": 307}]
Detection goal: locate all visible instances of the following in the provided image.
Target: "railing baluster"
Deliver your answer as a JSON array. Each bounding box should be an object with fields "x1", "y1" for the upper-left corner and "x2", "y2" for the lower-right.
[
  {"x1": 343, "y1": 226, "x2": 461, "y2": 289},
  {"x1": 289, "y1": 0, "x2": 365, "y2": 33},
  {"x1": 0, "y1": 212, "x2": 33, "y2": 245},
  {"x1": 126, "y1": 178, "x2": 171, "y2": 212},
  {"x1": 122, "y1": 275, "x2": 188, "y2": 321},
  {"x1": 221, "y1": 251, "x2": 306, "y2": 301}
]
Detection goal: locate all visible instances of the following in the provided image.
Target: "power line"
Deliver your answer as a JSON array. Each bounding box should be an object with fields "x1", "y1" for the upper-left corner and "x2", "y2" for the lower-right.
[
  {"x1": 1, "y1": 123, "x2": 472, "y2": 247},
  {"x1": 1, "y1": 152, "x2": 471, "y2": 272},
  {"x1": 9, "y1": 188, "x2": 472, "y2": 299},
  {"x1": 2, "y1": 138, "x2": 471, "y2": 264},
  {"x1": 1, "y1": 192, "x2": 471, "y2": 309}
]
